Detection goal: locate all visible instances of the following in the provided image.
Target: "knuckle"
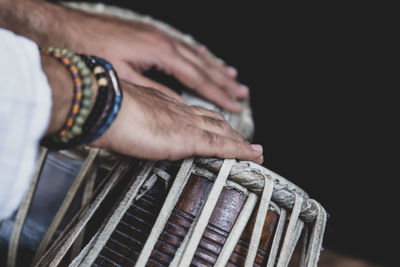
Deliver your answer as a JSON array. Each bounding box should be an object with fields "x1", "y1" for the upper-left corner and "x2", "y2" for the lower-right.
[
  {"x1": 208, "y1": 110, "x2": 225, "y2": 120},
  {"x1": 181, "y1": 122, "x2": 195, "y2": 134},
  {"x1": 202, "y1": 131, "x2": 224, "y2": 148},
  {"x1": 215, "y1": 112, "x2": 226, "y2": 121},
  {"x1": 200, "y1": 130, "x2": 218, "y2": 147},
  {"x1": 148, "y1": 34, "x2": 175, "y2": 54},
  {"x1": 191, "y1": 106, "x2": 205, "y2": 113},
  {"x1": 202, "y1": 130, "x2": 215, "y2": 145},
  {"x1": 236, "y1": 141, "x2": 251, "y2": 156},
  {"x1": 203, "y1": 116, "x2": 225, "y2": 129},
  {"x1": 191, "y1": 69, "x2": 209, "y2": 90},
  {"x1": 159, "y1": 39, "x2": 175, "y2": 54}
]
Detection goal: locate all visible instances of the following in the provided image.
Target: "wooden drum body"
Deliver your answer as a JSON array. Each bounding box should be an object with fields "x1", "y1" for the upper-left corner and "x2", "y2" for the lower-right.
[{"x1": 94, "y1": 166, "x2": 279, "y2": 267}]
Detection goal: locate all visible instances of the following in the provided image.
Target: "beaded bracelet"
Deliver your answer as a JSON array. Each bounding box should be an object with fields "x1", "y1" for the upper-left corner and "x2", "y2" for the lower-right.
[
  {"x1": 67, "y1": 55, "x2": 113, "y2": 146},
  {"x1": 83, "y1": 55, "x2": 123, "y2": 143},
  {"x1": 40, "y1": 49, "x2": 122, "y2": 150},
  {"x1": 60, "y1": 48, "x2": 93, "y2": 142},
  {"x1": 40, "y1": 47, "x2": 94, "y2": 149}
]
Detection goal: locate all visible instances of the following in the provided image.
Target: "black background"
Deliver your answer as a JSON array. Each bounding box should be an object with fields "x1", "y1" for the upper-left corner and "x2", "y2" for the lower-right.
[{"x1": 69, "y1": 1, "x2": 397, "y2": 266}]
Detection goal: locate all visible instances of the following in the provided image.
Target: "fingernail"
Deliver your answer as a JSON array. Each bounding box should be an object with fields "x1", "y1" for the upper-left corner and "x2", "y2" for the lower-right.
[
  {"x1": 226, "y1": 66, "x2": 237, "y2": 77},
  {"x1": 251, "y1": 144, "x2": 263, "y2": 152},
  {"x1": 257, "y1": 155, "x2": 264, "y2": 164},
  {"x1": 238, "y1": 84, "x2": 249, "y2": 94}
]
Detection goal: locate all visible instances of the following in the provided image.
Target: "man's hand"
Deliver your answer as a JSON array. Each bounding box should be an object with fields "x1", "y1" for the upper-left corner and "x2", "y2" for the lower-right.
[
  {"x1": 40, "y1": 51, "x2": 263, "y2": 163},
  {"x1": 91, "y1": 81, "x2": 263, "y2": 163},
  {"x1": 68, "y1": 10, "x2": 249, "y2": 112},
  {"x1": 0, "y1": 0, "x2": 249, "y2": 112}
]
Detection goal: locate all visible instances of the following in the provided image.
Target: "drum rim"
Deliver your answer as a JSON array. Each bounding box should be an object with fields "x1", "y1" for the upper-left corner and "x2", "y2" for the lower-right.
[{"x1": 195, "y1": 158, "x2": 309, "y2": 199}]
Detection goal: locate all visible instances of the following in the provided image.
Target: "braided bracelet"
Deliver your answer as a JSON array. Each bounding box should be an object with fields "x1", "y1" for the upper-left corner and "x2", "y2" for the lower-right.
[{"x1": 83, "y1": 55, "x2": 123, "y2": 143}]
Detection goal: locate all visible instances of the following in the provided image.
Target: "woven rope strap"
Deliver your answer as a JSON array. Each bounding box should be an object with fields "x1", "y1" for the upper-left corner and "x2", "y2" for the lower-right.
[
  {"x1": 195, "y1": 158, "x2": 319, "y2": 223},
  {"x1": 72, "y1": 161, "x2": 155, "y2": 266},
  {"x1": 171, "y1": 159, "x2": 235, "y2": 267},
  {"x1": 244, "y1": 175, "x2": 274, "y2": 266},
  {"x1": 7, "y1": 147, "x2": 48, "y2": 267},
  {"x1": 266, "y1": 207, "x2": 288, "y2": 267},
  {"x1": 214, "y1": 192, "x2": 258, "y2": 266},
  {"x1": 304, "y1": 200, "x2": 327, "y2": 266},
  {"x1": 70, "y1": 168, "x2": 98, "y2": 259},
  {"x1": 34, "y1": 158, "x2": 132, "y2": 266},
  {"x1": 280, "y1": 197, "x2": 305, "y2": 266},
  {"x1": 32, "y1": 149, "x2": 99, "y2": 264},
  {"x1": 134, "y1": 158, "x2": 194, "y2": 267}
]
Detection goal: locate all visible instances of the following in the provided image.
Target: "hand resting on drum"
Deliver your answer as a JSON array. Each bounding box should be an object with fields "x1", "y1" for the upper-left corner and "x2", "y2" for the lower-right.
[
  {"x1": 91, "y1": 81, "x2": 263, "y2": 163},
  {"x1": 0, "y1": 0, "x2": 249, "y2": 112},
  {"x1": 41, "y1": 52, "x2": 264, "y2": 164}
]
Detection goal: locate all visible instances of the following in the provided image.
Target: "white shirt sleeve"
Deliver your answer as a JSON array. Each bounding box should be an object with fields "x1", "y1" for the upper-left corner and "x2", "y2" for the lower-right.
[{"x1": 0, "y1": 28, "x2": 52, "y2": 220}]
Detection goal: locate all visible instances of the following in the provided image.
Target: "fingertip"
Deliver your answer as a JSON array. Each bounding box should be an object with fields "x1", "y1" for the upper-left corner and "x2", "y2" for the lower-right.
[
  {"x1": 255, "y1": 155, "x2": 264, "y2": 164},
  {"x1": 226, "y1": 66, "x2": 238, "y2": 78},
  {"x1": 226, "y1": 83, "x2": 249, "y2": 100},
  {"x1": 250, "y1": 144, "x2": 264, "y2": 163},
  {"x1": 226, "y1": 100, "x2": 243, "y2": 113},
  {"x1": 238, "y1": 84, "x2": 249, "y2": 96}
]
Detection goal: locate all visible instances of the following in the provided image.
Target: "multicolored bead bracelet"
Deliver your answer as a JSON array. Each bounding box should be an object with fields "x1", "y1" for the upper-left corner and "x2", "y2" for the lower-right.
[
  {"x1": 41, "y1": 47, "x2": 93, "y2": 142},
  {"x1": 40, "y1": 47, "x2": 93, "y2": 149}
]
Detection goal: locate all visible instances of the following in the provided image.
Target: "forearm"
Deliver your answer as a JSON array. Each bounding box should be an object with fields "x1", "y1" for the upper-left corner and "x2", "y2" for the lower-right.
[{"x1": 0, "y1": 0, "x2": 80, "y2": 49}]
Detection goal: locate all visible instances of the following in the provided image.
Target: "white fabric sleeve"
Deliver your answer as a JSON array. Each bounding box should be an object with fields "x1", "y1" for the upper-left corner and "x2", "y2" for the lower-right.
[{"x1": 0, "y1": 28, "x2": 52, "y2": 220}]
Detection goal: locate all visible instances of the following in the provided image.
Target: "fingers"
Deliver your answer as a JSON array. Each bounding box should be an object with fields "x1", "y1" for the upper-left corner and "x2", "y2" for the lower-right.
[
  {"x1": 94, "y1": 79, "x2": 263, "y2": 164},
  {"x1": 180, "y1": 104, "x2": 244, "y2": 141},
  {"x1": 186, "y1": 108, "x2": 243, "y2": 142},
  {"x1": 186, "y1": 126, "x2": 263, "y2": 164},
  {"x1": 194, "y1": 115, "x2": 245, "y2": 142},
  {"x1": 225, "y1": 66, "x2": 238, "y2": 78},
  {"x1": 192, "y1": 44, "x2": 238, "y2": 78},
  {"x1": 160, "y1": 53, "x2": 243, "y2": 112},
  {"x1": 176, "y1": 43, "x2": 249, "y2": 98}
]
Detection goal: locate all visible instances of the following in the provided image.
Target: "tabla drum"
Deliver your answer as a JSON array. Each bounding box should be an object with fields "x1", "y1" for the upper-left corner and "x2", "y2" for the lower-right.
[
  {"x1": 30, "y1": 156, "x2": 326, "y2": 267},
  {"x1": 0, "y1": 108, "x2": 326, "y2": 267},
  {"x1": 0, "y1": 3, "x2": 327, "y2": 267},
  {"x1": 3, "y1": 154, "x2": 327, "y2": 267},
  {"x1": 1, "y1": 95, "x2": 327, "y2": 267}
]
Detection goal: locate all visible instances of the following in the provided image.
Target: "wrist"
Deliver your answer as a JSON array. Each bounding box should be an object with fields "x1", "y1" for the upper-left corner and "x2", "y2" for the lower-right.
[
  {"x1": 41, "y1": 52, "x2": 98, "y2": 136},
  {"x1": 41, "y1": 52, "x2": 73, "y2": 135},
  {"x1": 41, "y1": 48, "x2": 123, "y2": 151}
]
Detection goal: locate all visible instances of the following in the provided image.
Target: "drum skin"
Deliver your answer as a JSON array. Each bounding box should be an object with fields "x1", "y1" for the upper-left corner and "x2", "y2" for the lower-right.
[{"x1": 94, "y1": 174, "x2": 278, "y2": 266}]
